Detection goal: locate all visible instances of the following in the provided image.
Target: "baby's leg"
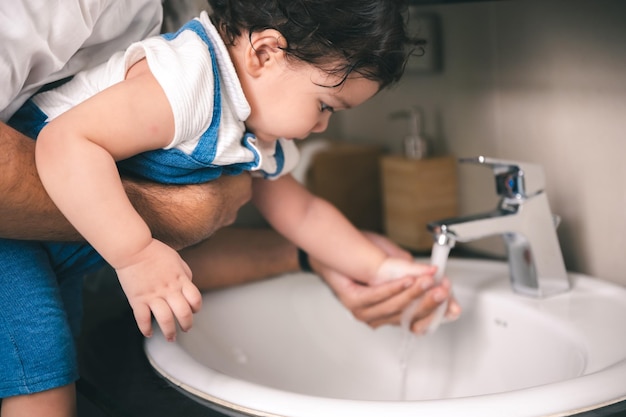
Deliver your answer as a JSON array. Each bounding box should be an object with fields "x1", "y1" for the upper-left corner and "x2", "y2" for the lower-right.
[
  {"x1": 0, "y1": 239, "x2": 79, "y2": 416},
  {"x1": 1, "y1": 383, "x2": 76, "y2": 417}
]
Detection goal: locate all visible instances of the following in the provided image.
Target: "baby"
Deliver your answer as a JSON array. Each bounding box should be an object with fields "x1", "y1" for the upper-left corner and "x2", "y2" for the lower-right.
[
  {"x1": 34, "y1": 0, "x2": 428, "y2": 335},
  {"x1": 4, "y1": 0, "x2": 430, "y2": 414}
]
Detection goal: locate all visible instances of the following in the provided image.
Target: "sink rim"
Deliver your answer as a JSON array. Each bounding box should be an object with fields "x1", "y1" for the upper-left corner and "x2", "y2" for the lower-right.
[
  {"x1": 146, "y1": 335, "x2": 626, "y2": 417},
  {"x1": 144, "y1": 258, "x2": 626, "y2": 417}
]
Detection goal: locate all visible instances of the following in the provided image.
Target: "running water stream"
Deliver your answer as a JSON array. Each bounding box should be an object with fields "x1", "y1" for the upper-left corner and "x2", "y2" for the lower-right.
[{"x1": 398, "y1": 243, "x2": 451, "y2": 400}]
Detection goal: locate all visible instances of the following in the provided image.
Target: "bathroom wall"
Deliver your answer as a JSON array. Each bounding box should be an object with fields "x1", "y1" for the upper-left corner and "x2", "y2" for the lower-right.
[{"x1": 332, "y1": 0, "x2": 626, "y2": 285}]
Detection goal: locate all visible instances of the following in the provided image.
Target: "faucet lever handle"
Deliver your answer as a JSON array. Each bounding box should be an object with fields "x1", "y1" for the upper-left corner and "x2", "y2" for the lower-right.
[{"x1": 460, "y1": 156, "x2": 546, "y2": 199}]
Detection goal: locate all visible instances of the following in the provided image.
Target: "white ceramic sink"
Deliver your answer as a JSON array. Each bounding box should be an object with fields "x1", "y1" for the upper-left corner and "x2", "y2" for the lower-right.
[{"x1": 144, "y1": 258, "x2": 626, "y2": 417}]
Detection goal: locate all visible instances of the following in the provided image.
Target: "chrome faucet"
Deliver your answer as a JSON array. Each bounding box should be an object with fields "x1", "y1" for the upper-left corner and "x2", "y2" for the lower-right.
[{"x1": 428, "y1": 156, "x2": 571, "y2": 298}]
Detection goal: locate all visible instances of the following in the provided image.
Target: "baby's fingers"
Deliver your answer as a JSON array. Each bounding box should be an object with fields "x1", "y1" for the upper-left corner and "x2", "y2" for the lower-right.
[
  {"x1": 132, "y1": 303, "x2": 153, "y2": 338},
  {"x1": 377, "y1": 258, "x2": 437, "y2": 283},
  {"x1": 182, "y1": 281, "x2": 203, "y2": 313},
  {"x1": 167, "y1": 292, "x2": 196, "y2": 333},
  {"x1": 150, "y1": 298, "x2": 177, "y2": 341}
]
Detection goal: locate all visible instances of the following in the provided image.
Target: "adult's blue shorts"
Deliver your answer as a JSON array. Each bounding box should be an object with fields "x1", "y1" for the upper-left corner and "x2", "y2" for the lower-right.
[{"x1": 0, "y1": 239, "x2": 103, "y2": 397}]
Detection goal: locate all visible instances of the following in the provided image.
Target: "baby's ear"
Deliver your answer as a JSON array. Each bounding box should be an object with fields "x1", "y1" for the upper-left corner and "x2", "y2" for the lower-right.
[{"x1": 243, "y1": 29, "x2": 288, "y2": 77}]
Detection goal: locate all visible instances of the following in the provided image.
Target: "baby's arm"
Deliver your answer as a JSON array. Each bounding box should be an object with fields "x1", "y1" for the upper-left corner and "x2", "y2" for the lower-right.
[
  {"x1": 35, "y1": 60, "x2": 201, "y2": 340},
  {"x1": 252, "y1": 174, "x2": 430, "y2": 286}
]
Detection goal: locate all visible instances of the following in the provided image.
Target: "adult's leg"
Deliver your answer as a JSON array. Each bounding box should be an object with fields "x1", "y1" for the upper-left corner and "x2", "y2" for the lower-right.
[{"x1": 1, "y1": 384, "x2": 76, "y2": 417}]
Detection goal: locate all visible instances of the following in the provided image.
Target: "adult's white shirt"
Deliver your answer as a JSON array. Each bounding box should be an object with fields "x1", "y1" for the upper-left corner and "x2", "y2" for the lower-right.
[{"x1": 0, "y1": 0, "x2": 163, "y2": 122}]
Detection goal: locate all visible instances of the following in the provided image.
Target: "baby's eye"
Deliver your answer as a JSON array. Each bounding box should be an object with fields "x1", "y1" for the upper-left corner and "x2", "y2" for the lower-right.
[{"x1": 320, "y1": 102, "x2": 335, "y2": 113}]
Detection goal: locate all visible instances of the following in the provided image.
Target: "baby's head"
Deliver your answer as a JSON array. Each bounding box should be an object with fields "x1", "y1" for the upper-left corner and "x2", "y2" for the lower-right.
[
  {"x1": 209, "y1": 0, "x2": 414, "y2": 89},
  {"x1": 208, "y1": 0, "x2": 417, "y2": 143}
]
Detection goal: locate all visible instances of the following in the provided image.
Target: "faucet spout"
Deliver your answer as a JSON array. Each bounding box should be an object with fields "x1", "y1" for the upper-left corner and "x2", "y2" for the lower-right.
[
  {"x1": 428, "y1": 157, "x2": 571, "y2": 298},
  {"x1": 430, "y1": 206, "x2": 519, "y2": 243}
]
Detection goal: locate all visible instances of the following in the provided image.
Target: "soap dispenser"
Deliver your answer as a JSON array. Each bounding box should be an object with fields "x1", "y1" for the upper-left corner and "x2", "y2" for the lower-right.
[{"x1": 391, "y1": 107, "x2": 429, "y2": 159}]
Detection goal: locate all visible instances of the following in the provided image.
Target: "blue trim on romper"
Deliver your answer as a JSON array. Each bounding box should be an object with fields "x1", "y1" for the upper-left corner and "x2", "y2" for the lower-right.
[
  {"x1": 262, "y1": 140, "x2": 286, "y2": 179},
  {"x1": 6, "y1": 99, "x2": 49, "y2": 140}
]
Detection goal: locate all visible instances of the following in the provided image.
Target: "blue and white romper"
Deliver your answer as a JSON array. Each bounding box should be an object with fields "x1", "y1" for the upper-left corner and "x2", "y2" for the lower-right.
[{"x1": 2, "y1": 11, "x2": 299, "y2": 397}]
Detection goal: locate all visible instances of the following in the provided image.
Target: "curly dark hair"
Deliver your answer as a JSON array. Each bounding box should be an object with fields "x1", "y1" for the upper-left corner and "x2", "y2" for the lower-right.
[{"x1": 207, "y1": 0, "x2": 420, "y2": 90}]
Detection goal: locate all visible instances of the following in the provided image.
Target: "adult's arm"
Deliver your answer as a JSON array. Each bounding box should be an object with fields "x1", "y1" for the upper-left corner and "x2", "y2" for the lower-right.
[
  {"x1": 0, "y1": 122, "x2": 251, "y2": 249},
  {"x1": 180, "y1": 227, "x2": 300, "y2": 289},
  {"x1": 182, "y1": 227, "x2": 461, "y2": 334}
]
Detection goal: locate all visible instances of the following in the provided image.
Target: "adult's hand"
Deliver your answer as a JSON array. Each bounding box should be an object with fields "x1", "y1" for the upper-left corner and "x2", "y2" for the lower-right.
[{"x1": 310, "y1": 232, "x2": 461, "y2": 334}]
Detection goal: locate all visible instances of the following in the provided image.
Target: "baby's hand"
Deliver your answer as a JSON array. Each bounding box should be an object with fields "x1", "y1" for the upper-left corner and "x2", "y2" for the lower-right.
[
  {"x1": 115, "y1": 239, "x2": 202, "y2": 341},
  {"x1": 372, "y1": 257, "x2": 437, "y2": 286}
]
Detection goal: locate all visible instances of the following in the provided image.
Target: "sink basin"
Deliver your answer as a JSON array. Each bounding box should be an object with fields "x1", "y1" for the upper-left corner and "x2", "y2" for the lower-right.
[{"x1": 144, "y1": 258, "x2": 626, "y2": 417}]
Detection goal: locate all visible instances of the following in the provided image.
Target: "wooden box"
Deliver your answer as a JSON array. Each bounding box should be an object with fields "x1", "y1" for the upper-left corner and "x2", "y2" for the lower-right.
[
  {"x1": 380, "y1": 156, "x2": 458, "y2": 251},
  {"x1": 306, "y1": 143, "x2": 384, "y2": 232}
]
